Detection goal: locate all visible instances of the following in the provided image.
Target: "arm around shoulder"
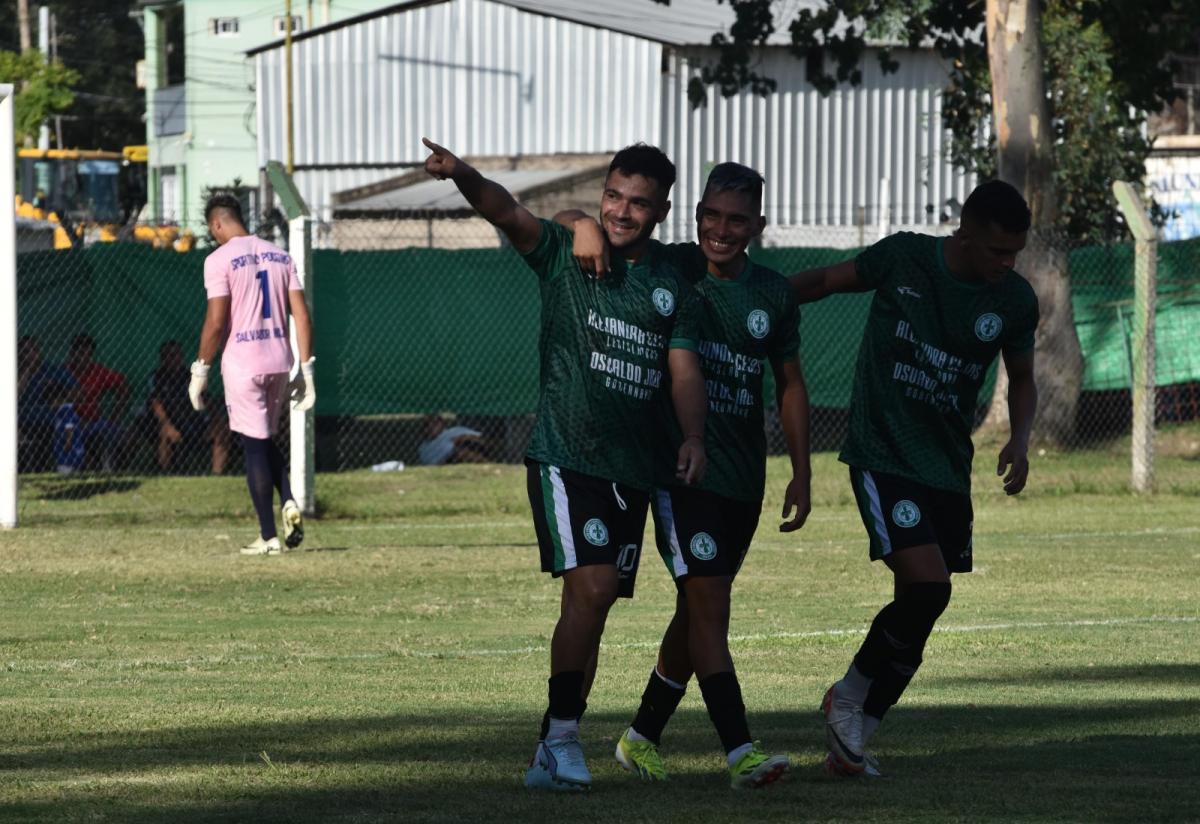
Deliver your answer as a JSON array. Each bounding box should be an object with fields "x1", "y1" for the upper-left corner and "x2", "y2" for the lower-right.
[{"x1": 787, "y1": 258, "x2": 866, "y2": 304}]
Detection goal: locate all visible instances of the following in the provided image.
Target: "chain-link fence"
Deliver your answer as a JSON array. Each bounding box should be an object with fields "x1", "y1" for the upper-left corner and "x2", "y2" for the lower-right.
[{"x1": 13, "y1": 213, "x2": 1200, "y2": 505}]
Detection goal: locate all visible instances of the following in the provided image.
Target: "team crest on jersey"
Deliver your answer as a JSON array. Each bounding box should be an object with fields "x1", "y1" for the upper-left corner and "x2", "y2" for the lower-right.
[
  {"x1": 652, "y1": 288, "x2": 675, "y2": 316},
  {"x1": 583, "y1": 518, "x2": 609, "y2": 546},
  {"x1": 690, "y1": 532, "x2": 718, "y2": 561},
  {"x1": 747, "y1": 309, "x2": 770, "y2": 339},
  {"x1": 974, "y1": 313, "x2": 1003, "y2": 342},
  {"x1": 892, "y1": 500, "x2": 921, "y2": 528}
]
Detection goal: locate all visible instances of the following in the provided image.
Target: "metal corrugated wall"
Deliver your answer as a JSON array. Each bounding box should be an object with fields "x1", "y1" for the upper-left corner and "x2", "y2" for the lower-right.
[
  {"x1": 255, "y1": 0, "x2": 662, "y2": 211},
  {"x1": 661, "y1": 46, "x2": 974, "y2": 242}
]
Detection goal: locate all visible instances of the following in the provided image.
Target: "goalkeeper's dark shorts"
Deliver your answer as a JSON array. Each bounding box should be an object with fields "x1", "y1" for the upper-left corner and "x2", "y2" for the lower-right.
[
  {"x1": 848, "y1": 466, "x2": 974, "y2": 573},
  {"x1": 526, "y1": 459, "x2": 650, "y2": 599}
]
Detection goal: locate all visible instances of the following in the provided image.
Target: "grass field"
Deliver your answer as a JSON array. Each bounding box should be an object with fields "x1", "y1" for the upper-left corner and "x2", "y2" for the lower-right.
[{"x1": 2, "y1": 430, "x2": 1199, "y2": 823}]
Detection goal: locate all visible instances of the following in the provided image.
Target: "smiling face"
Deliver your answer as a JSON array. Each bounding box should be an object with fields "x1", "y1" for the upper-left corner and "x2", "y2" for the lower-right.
[
  {"x1": 599, "y1": 170, "x2": 670, "y2": 255},
  {"x1": 695, "y1": 188, "x2": 765, "y2": 271}
]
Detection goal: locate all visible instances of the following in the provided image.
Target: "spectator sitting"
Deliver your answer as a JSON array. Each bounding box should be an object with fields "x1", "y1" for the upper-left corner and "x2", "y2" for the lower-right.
[
  {"x1": 418, "y1": 415, "x2": 489, "y2": 465},
  {"x1": 50, "y1": 385, "x2": 85, "y2": 475},
  {"x1": 66, "y1": 333, "x2": 131, "y2": 470},
  {"x1": 17, "y1": 335, "x2": 80, "y2": 471},
  {"x1": 149, "y1": 339, "x2": 231, "y2": 474}
]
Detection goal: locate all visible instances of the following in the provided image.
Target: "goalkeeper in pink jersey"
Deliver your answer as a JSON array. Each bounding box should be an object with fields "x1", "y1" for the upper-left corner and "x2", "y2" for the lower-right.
[{"x1": 189, "y1": 194, "x2": 316, "y2": 555}]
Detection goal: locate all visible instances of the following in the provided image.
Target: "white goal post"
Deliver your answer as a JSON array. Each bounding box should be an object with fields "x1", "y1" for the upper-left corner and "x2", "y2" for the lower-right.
[{"x1": 1, "y1": 84, "x2": 18, "y2": 528}]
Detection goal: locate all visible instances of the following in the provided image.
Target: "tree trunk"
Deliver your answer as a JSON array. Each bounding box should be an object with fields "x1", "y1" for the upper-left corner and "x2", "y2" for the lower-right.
[
  {"x1": 17, "y1": 0, "x2": 32, "y2": 53},
  {"x1": 982, "y1": 0, "x2": 1083, "y2": 444}
]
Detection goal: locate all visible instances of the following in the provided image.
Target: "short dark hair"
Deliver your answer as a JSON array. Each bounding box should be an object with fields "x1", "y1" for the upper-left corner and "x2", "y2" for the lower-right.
[
  {"x1": 702, "y1": 162, "x2": 765, "y2": 207},
  {"x1": 608, "y1": 143, "x2": 677, "y2": 198},
  {"x1": 204, "y1": 193, "x2": 245, "y2": 226},
  {"x1": 961, "y1": 180, "x2": 1032, "y2": 234}
]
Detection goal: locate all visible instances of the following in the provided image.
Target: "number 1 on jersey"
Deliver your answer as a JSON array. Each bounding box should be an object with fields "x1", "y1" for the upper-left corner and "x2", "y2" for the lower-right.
[{"x1": 255, "y1": 270, "x2": 272, "y2": 319}]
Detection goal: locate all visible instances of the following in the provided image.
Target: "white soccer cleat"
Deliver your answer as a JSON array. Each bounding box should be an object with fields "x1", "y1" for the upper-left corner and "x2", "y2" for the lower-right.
[
  {"x1": 524, "y1": 734, "x2": 592, "y2": 791},
  {"x1": 240, "y1": 536, "x2": 282, "y2": 556},
  {"x1": 281, "y1": 500, "x2": 304, "y2": 549},
  {"x1": 821, "y1": 683, "x2": 865, "y2": 775},
  {"x1": 824, "y1": 750, "x2": 885, "y2": 779}
]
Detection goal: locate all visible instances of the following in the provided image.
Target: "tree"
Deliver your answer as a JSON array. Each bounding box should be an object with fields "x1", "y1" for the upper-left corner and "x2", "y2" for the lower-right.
[
  {"x1": 1, "y1": 1, "x2": 145, "y2": 150},
  {"x1": 675, "y1": 0, "x2": 1193, "y2": 443},
  {"x1": 0, "y1": 50, "x2": 78, "y2": 147}
]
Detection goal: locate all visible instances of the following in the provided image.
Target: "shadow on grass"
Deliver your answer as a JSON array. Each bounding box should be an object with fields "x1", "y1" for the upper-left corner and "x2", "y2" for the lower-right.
[
  {"x1": 3, "y1": 679, "x2": 1199, "y2": 822},
  {"x1": 22, "y1": 476, "x2": 143, "y2": 501}
]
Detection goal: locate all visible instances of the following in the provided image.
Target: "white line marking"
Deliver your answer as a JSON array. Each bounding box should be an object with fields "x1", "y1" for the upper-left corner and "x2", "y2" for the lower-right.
[{"x1": 6, "y1": 616, "x2": 1195, "y2": 671}]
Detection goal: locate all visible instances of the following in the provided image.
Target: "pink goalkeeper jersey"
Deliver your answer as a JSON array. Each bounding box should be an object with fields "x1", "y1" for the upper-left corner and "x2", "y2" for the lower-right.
[{"x1": 203, "y1": 235, "x2": 302, "y2": 377}]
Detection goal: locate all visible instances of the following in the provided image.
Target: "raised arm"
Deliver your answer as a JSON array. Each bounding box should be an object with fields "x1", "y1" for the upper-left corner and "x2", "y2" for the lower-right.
[
  {"x1": 773, "y1": 357, "x2": 811, "y2": 532},
  {"x1": 422, "y1": 137, "x2": 542, "y2": 253},
  {"x1": 996, "y1": 347, "x2": 1037, "y2": 495},
  {"x1": 787, "y1": 259, "x2": 868, "y2": 304}
]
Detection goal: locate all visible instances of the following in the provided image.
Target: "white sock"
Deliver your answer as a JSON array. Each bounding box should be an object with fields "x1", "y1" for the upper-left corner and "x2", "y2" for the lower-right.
[
  {"x1": 726, "y1": 742, "x2": 754, "y2": 766},
  {"x1": 862, "y1": 714, "x2": 881, "y2": 745},
  {"x1": 547, "y1": 716, "x2": 579, "y2": 740},
  {"x1": 626, "y1": 726, "x2": 650, "y2": 743},
  {"x1": 839, "y1": 663, "x2": 872, "y2": 705},
  {"x1": 655, "y1": 668, "x2": 687, "y2": 691}
]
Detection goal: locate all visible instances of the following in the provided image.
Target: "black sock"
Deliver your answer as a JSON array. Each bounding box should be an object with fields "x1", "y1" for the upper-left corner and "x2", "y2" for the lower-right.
[
  {"x1": 241, "y1": 436, "x2": 277, "y2": 540},
  {"x1": 698, "y1": 671, "x2": 751, "y2": 754},
  {"x1": 267, "y1": 438, "x2": 294, "y2": 502},
  {"x1": 859, "y1": 582, "x2": 952, "y2": 720},
  {"x1": 540, "y1": 671, "x2": 585, "y2": 739},
  {"x1": 631, "y1": 670, "x2": 687, "y2": 745}
]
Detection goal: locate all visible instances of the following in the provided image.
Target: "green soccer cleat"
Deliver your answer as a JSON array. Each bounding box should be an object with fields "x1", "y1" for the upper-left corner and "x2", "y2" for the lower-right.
[
  {"x1": 240, "y1": 536, "x2": 282, "y2": 556},
  {"x1": 281, "y1": 499, "x2": 304, "y2": 549},
  {"x1": 729, "y1": 742, "x2": 789, "y2": 789},
  {"x1": 615, "y1": 729, "x2": 668, "y2": 781}
]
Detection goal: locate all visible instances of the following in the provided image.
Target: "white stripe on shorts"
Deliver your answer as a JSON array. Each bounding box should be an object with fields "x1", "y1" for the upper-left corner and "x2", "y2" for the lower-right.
[
  {"x1": 548, "y1": 466, "x2": 577, "y2": 570},
  {"x1": 655, "y1": 488, "x2": 690, "y2": 579},
  {"x1": 860, "y1": 470, "x2": 893, "y2": 557}
]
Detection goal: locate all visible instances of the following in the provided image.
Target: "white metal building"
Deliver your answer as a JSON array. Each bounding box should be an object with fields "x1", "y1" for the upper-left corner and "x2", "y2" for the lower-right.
[{"x1": 250, "y1": 0, "x2": 974, "y2": 245}]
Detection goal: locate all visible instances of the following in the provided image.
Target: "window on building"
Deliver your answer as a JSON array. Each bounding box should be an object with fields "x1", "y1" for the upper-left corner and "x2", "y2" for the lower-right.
[
  {"x1": 210, "y1": 17, "x2": 239, "y2": 36},
  {"x1": 161, "y1": 4, "x2": 184, "y2": 86},
  {"x1": 273, "y1": 16, "x2": 303, "y2": 36}
]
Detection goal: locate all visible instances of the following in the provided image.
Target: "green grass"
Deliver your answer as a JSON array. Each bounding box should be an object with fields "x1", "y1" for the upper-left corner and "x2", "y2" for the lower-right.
[{"x1": 3, "y1": 432, "x2": 1199, "y2": 823}]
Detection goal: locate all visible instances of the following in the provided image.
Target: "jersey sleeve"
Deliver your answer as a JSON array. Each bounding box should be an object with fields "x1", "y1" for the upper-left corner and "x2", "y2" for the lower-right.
[
  {"x1": 286, "y1": 256, "x2": 303, "y2": 291},
  {"x1": 669, "y1": 283, "x2": 701, "y2": 352},
  {"x1": 203, "y1": 253, "x2": 231, "y2": 299},
  {"x1": 853, "y1": 234, "x2": 904, "y2": 290},
  {"x1": 768, "y1": 291, "x2": 801, "y2": 362},
  {"x1": 1003, "y1": 277, "x2": 1040, "y2": 353},
  {"x1": 519, "y1": 219, "x2": 566, "y2": 282}
]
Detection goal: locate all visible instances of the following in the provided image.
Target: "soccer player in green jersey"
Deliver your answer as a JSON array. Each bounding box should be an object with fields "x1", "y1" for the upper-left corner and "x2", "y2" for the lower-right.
[
  {"x1": 422, "y1": 138, "x2": 709, "y2": 792},
  {"x1": 557, "y1": 162, "x2": 810, "y2": 788},
  {"x1": 789, "y1": 180, "x2": 1039, "y2": 778}
]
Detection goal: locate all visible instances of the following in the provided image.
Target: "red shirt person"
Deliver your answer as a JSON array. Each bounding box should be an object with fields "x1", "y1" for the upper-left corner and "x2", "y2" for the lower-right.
[{"x1": 66, "y1": 333, "x2": 131, "y2": 468}]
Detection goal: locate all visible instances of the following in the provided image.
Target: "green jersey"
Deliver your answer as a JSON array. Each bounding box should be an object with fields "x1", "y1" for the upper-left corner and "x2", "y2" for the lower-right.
[
  {"x1": 840, "y1": 232, "x2": 1039, "y2": 493},
  {"x1": 658, "y1": 244, "x2": 801, "y2": 502},
  {"x1": 521, "y1": 219, "x2": 701, "y2": 491}
]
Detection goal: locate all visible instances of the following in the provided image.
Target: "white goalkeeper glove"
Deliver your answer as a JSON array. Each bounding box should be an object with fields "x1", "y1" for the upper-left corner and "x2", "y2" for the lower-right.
[
  {"x1": 188, "y1": 360, "x2": 210, "y2": 411},
  {"x1": 289, "y1": 357, "x2": 316, "y2": 412}
]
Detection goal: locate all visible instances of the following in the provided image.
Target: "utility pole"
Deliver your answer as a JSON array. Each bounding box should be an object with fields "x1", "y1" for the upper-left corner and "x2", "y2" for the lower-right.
[
  {"x1": 286, "y1": 0, "x2": 295, "y2": 174},
  {"x1": 51, "y1": 11, "x2": 62, "y2": 148},
  {"x1": 37, "y1": 5, "x2": 50, "y2": 150},
  {"x1": 17, "y1": 0, "x2": 32, "y2": 52}
]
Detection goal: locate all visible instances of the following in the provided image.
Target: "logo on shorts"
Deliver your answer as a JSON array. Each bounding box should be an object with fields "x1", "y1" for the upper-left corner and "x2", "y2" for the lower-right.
[
  {"x1": 583, "y1": 518, "x2": 609, "y2": 546},
  {"x1": 690, "y1": 532, "x2": 718, "y2": 561},
  {"x1": 892, "y1": 500, "x2": 921, "y2": 528},
  {"x1": 746, "y1": 309, "x2": 770, "y2": 339},
  {"x1": 652, "y1": 288, "x2": 675, "y2": 316},
  {"x1": 974, "y1": 313, "x2": 1003, "y2": 342}
]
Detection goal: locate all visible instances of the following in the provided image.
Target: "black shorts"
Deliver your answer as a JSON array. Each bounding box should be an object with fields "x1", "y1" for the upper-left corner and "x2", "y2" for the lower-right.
[
  {"x1": 649, "y1": 485, "x2": 762, "y2": 582},
  {"x1": 526, "y1": 459, "x2": 650, "y2": 598},
  {"x1": 848, "y1": 466, "x2": 974, "y2": 573}
]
